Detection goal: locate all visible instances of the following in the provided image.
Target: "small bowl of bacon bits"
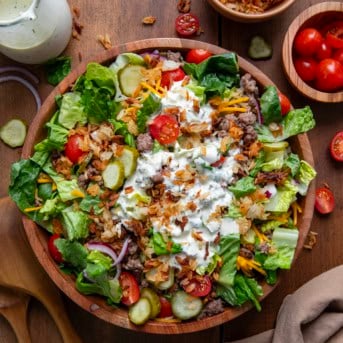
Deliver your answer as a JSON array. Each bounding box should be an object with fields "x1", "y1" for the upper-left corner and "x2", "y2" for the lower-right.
[
  {"x1": 207, "y1": 0, "x2": 296, "y2": 23},
  {"x1": 282, "y1": 2, "x2": 343, "y2": 103}
]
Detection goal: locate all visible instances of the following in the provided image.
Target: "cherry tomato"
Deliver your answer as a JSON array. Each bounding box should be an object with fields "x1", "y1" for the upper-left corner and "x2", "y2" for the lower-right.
[
  {"x1": 175, "y1": 13, "x2": 200, "y2": 37},
  {"x1": 323, "y1": 21, "x2": 343, "y2": 49},
  {"x1": 48, "y1": 234, "x2": 64, "y2": 263},
  {"x1": 64, "y1": 134, "x2": 86, "y2": 164},
  {"x1": 294, "y1": 57, "x2": 318, "y2": 82},
  {"x1": 332, "y1": 48, "x2": 343, "y2": 64},
  {"x1": 315, "y1": 187, "x2": 335, "y2": 214},
  {"x1": 119, "y1": 272, "x2": 140, "y2": 306},
  {"x1": 330, "y1": 131, "x2": 343, "y2": 162},
  {"x1": 161, "y1": 68, "x2": 186, "y2": 89},
  {"x1": 315, "y1": 41, "x2": 332, "y2": 60},
  {"x1": 184, "y1": 276, "x2": 212, "y2": 297},
  {"x1": 278, "y1": 92, "x2": 291, "y2": 116},
  {"x1": 149, "y1": 114, "x2": 180, "y2": 145},
  {"x1": 211, "y1": 155, "x2": 226, "y2": 167},
  {"x1": 294, "y1": 28, "x2": 323, "y2": 57},
  {"x1": 315, "y1": 58, "x2": 343, "y2": 92},
  {"x1": 185, "y1": 49, "x2": 213, "y2": 64},
  {"x1": 158, "y1": 296, "x2": 173, "y2": 318}
]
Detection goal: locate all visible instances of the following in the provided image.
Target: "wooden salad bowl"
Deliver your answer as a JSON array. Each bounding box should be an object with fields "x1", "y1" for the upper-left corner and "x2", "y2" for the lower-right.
[
  {"x1": 207, "y1": 0, "x2": 296, "y2": 23},
  {"x1": 282, "y1": 2, "x2": 343, "y2": 103},
  {"x1": 22, "y1": 38, "x2": 315, "y2": 334}
]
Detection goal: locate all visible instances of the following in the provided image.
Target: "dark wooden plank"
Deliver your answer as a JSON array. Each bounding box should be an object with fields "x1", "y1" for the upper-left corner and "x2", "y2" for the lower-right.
[{"x1": 220, "y1": 0, "x2": 343, "y2": 341}]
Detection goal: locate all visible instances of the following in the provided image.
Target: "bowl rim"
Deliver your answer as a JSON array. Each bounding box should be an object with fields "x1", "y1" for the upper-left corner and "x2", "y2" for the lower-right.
[
  {"x1": 282, "y1": 1, "x2": 343, "y2": 103},
  {"x1": 207, "y1": 0, "x2": 296, "y2": 21},
  {"x1": 21, "y1": 38, "x2": 315, "y2": 334}
]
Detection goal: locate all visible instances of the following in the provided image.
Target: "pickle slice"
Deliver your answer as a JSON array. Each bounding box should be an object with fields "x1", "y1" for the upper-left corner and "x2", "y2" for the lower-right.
[
  {"x1": 118, "y1": 146, "x2": 139, "y2": 177},
  {"x1": 0, "y1": 119, "x2": 26, "y2": 147},
  {"x1": 128, "y1": 297, "x2": 151, "y2": 325},
  {"x1": 102, "y1": 160, "x2": 125, "y2": 190},
  {"x1": 141, "y1": 288, "x2": 161, "y2": 319},
  {"x1": 171, "y1": 291, "x2": 203, "y2": 320},
  {"x1": 119, "y1": 64, "x2": 146, "y2": 97}
]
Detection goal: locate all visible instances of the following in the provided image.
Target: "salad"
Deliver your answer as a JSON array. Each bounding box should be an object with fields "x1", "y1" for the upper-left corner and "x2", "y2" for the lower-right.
[{"x1": 9, "y1": 48, "x2": 316, "y2": 325}]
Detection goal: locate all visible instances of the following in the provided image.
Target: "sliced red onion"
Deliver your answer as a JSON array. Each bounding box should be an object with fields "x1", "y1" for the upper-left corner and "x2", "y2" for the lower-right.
[
  {"x1": 114, "y1": 263, "x2": 122, "y2": 280},
  {"x1": 86, "y1": 242, "x2": 118, "y2": 265},
  {"x1": 0, "y1": 75, "x2": 41, "y2": 110},
  {"x1": 0, "y1": 66, "x2": 39, "y2": 84},
  {"x1": 265, "y1": 190, "x2": 272, "y2": 198},
  {"x1": 113, "y1": 237, "x2": 129, "y2": 266},
  {"x1": 251, "y1": 96, "x2": 262, "y2": 124}
]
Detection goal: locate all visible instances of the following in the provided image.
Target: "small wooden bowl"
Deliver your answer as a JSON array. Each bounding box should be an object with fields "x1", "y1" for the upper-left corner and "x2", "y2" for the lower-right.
[
  {"x1": 282, "y1": 2, "x2": 343, "y2": 103},
  {"x1": 22, "y1": 38, "x2": 315, "y2": 334},
  {"x1": 207, "y1": 0, "x2": 296, "y2": 23}
]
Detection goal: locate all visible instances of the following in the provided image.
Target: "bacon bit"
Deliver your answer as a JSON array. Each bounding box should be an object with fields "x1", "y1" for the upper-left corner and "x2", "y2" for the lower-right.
[
  {"x1": 92, "y1": 159, "x2": 107, "y2": 171},
  {"x1": 87, "y1": 184, "x2": 100, "y2": 196},
  {"x1": 72, "y1": 6, "x2": 80, "y2": 18},
  {"x1": 181, "y1": 76, "x2": 190, "y2": 86},
  {"x1": 214, "y1": 232, "x2": 221, "y2": 245},
  {"x1": 52, "y1": 156, "x2": 73, "y2": 179},
  {"x1": 229, "y1": 125, "x2": 244, "y2": 140},
  {"x1": 181, "y1": 122, "x2": 209, "y2": 134},
  {"x1": 124, "y1": 186, "x2": 134, "y2": 194},
  {"x1": 52, "y1": 218, "x2": 64, "y2": 235},
  {"x1": 186, "y1": 201, "x2": 197, "y2": 212},
  {"x1": 304, "y1": 231, "x2": 318, "y2": 250},
  {"x1": 204, "y1": 242, "x2": 209, "y2": 260},
  {"x1": 246, "y1": 140, "x2": 262, "y2": 158},
  {"x1": 166, "y1": 240, "x2": 173, "y2": 252},
  {"x1": 164, "y1": 107, "x2": 180, "y2": 117},
  {"x1": 175, "y1": 216, "x2": 188, "y2": 231},
  {"x1": 177, "y1": 0, "x2": 191, "y2": 13},
  {"x1": 220, "y1": 136, "x2": 231, "y2": 153},
  {"x1": 234, "y1": 153, "x2": 247, "y2": 162},
  {"x1": 142, "y1": 16, "x2": 157, "y2": 25},
  {"x1": 126, "y1": 219, "x2": 149, "y2": 237},
  {"x1": 255, "y1": 170, "x2": 289, "y2": 186},
  {"x1": 237, "y1": 255, "x2": 267, "y2": 276},
  {"x1": 97, "y1": 34, "x2": 112, "y2": 50},
  {"x1": 192, "y1": 230, "x2": 203, "y2": 241}
]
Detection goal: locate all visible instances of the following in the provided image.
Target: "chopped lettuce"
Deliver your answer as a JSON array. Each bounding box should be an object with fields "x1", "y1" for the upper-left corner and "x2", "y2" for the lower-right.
[
  {"x1": 58, "y1": 92, "x2": 87, "y2": 129},
  {"x1": 84, "y1": 62, "x2": 116, "y2": 94},
  {"x1": 45, "y1": 56, "x2": 71, "y2": 86},
  {"x1": 261, "y1": 149, "x2": 285, "y2": 172},
  {"x1": 295, "y1": 160, "x2": 317, "y2": 196},
  {"x1": 249, "y1": 150, "x2": 266, "y2": 177},
  {"x1": 228, "y1": 176, "x2": 257, "y2": 198},
  {"x1": 151, "y1": 232, "x2": 182, "y2": 255},
  {"x1": 34, "y1": 122, "x2": 69, "y2": 152},
  {"x1": 61, "y1": 207, "x2": 90, "y2": 240},
  {"x1": 79, "y1": 195, "x2": 103, "y2": 215},
  {"x1": 260, "y1": 85, "x2": 282, "y2": 125},
  {"x1": 285, "y1": 153, "x2": 301, "y2": 177},
  {"x1": 256, "y1": 106, "x2": 315, "y2": 143},
  {"x1": 136, "y1": 94, "x2": 161, "y2": 133}
]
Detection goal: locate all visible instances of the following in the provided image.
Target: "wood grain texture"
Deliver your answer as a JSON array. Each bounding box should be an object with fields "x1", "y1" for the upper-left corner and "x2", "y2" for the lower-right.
[
  {"x1": 282, "y1": 2, "x2": 343, "y2": 103},
  {"x1": 0, "y1": 0, "x2": 342, "y2": 341}
]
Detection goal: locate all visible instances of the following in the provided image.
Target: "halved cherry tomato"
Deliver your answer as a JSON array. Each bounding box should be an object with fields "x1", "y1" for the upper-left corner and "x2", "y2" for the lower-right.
[
  {"x1": 119, "y1": 271, "x2": 140, "y2": 306},
  {"x1": 315, "y1": 58, "x2": 343, "y2": 92},
  {"x1": 64, "y1": 134, "x2": 87, "y2": 164},
  {"x1": 186, "y1": 49, "x2": 213, "y2": 64},
  {"x1": 175, "y1": 13, "x2": 200, "y2": 37},
  {"x1": 149, "y1": 114, "x2": 180, "y2": 145},
  {"x1": 161, "y1": 68, "x2": 186, "y2": 89},
  {"x1": 184, "y1": 275, "x2": 212, "y2": 297},
  {"x1": 211, "y1": 155, "x2": 226, "y2": 167},
  {"x1": 158, "y1": 296, "x2": 173, "y2": 318},
  {"x1": 315, "y1": 41, "x2": 332, "y2": 60},
  {"x1": 330, "y1": 131, "x2": 343, "y2": 162},
  {"x1": 315, "y1": 187, "x2": 335, "y2": 214},
  {"x1": 323, "y1": 21, "x2": 343, "y2": 49},
  {"x1": 294, "y1": 57, "x2": 318, "y2": 82},
  {"x1": 278, "y1": 92, "x2": 291, "y2": 116},
  {"x1": 332, "y1": 48, "x2": 343, "y2": 64},
  {"x1": 48, "y1": 234, "x2": 64, "y2": 263},
  {"x1": 294, "y1": 28, "x2": 323, "y2": 57}
]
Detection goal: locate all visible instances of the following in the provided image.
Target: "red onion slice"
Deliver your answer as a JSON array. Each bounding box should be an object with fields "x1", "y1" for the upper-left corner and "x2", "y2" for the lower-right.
[
  {"x1": 86, "y1": 242, "x2": 118, "y2": 265},
  {"x1": 0, "y1": 75, "x2": 41, "y2": 110},
  {"x1": 0, "y1": 66, "x2": 39, "y2": 84},
  {"x1": 113, "y1": 237, "x2": 129, "y2": 266},
  {"x1": 251, "y1": 96, "x2": 262, "y2": 125}
]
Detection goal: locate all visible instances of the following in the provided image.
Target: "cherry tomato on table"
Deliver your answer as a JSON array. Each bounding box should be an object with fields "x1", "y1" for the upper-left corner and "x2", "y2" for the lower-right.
[
  {"x1": 64, "y1": 134, "x2": 87, "y2": 164},
  {"x1": 330, "y1": 131, "x2": 343, "y2": 162},
  {"x1": 158, "y1": 296, "x2": 173, "y2": 318},
  {"x1": 294, "y1": 28, "x2": 323, "y2": 57},
  {"x1": 119, "y1": 271, "x2": 140, "y2": 306},
  {"x1": 315, "y1": 187, "x2": 335, "y2": 214},
  {"x1": 294, "y1": 57, "x2": 318, "y2": 82},
  {"x1": 149, "y1": 114, "x2": 180, "y2": 145},
  {"x1": 332, "y1": 48, "x2": 343, "y2": 64},
  {"x1": 175, "y1": 13, "x2": 200, "y2": 37},
  {"x1": 315, "y1": 58, "x2": 343, "y2": 92},
  {"x1": 322, "y1": 21, "x2": 343, "y2": 49},
  {"x1": 161, "y1": 67, "x2": 186, "y2": 89},
  {"x1": 183, "y1": 275, "x2": 212, "y2": 297},
  {"x1": 48, "y1": 234, "x2": 64, "y2": 263},
  {"x1": 186, "y1": 49, "x2": 213, "y2": 64},
  {"x1": 278, "y1": 92, "x2": 291, "y2": 116}
]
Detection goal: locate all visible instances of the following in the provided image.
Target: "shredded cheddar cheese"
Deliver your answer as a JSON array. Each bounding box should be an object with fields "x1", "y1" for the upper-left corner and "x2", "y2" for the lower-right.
[
  {"x1": 24, "y1": 206, "x2": 43, "y2": 213},
  {"x1": 237, "y1": 255, "x2": 267, "y2": 276},
  {"x1": 70, "y1": 189, "x2": 85, "y2": 198}
]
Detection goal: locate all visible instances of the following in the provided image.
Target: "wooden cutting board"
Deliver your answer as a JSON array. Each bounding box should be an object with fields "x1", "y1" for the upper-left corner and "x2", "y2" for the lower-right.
[{"x1": 0, "y1": 197, "x2": 81, "y2": 343}]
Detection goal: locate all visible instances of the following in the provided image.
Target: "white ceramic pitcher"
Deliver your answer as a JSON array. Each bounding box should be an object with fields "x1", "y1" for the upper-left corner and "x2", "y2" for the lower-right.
[{"x1": 0, "y1": 0, "x2": 72, "y2": 64}]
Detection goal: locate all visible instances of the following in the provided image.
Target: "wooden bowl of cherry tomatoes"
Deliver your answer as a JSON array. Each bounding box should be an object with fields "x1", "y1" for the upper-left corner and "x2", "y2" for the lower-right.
[{"x1": 282, "y1": 2, "x2": 343, "y2": 103}]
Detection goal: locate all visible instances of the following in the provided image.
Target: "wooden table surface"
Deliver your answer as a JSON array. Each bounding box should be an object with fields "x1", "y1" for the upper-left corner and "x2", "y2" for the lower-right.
[{"x1": 0, "y1": 0, "x2": 342, "y2": 342}]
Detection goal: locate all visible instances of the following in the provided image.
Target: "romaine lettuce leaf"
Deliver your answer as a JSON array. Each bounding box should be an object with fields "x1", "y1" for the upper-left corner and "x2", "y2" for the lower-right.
[
  {"x1": 45, "y1": 56, "x2": 71, "y2": 86},
  {"x1": 61, "y1": 207, "x2": 90, "y2": 240},
  {"x1": 58, "y1": 92, "x2": 87, "y2": 129},
  {"x1": 151, "y1": 232, "x2": 182, "y2": 255},
  {"x1": 260, "y1": 85, "x2": 282, "y2": 125},
  {"x1": 285, "y1": 153, "x2": 301, "y2": 177},
  {"x1": 228, "y1": 176, "x2": 257, "y2": 198},
  {"x1": 264, "y1": 181, "x2": 298, "y2": 212},
  {"x1": 295, "y1": 160, "x2": 317, "y2": 196},
  {"x1": 136, "y1": 94, "x2": 161, "y2": 133}
]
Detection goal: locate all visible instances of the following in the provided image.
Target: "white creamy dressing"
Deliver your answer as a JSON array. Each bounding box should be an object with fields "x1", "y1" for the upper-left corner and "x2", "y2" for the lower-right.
[
  {"x1": 114, "y1": 79, "x2": 242, "y2": 269},
  {"x1": 0, "y1": 0, "x2": 72, "y2": 64}
]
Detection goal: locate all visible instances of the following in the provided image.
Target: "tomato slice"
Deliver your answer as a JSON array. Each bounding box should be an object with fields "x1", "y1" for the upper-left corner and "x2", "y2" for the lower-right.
[
  {"x1": 175, "y1": 13, "x2": 200, "y2": 37},
  {"x1": 158, "y1": 296, "x2": 173, "y2": 318},
  {"x1": 65, "y1": 134, "x2": 87, "y2": 164},
  {"x1": 48, "y1": 234, "x2": 64, "y2": 263},
  {"x1": 323, "y1": 21, "x2": 343, "y2": 49},
  {"x1": 330, "y1": 131, "x2": 343, "y2": 162},
  {"x1": 185, "y1": 49, "x2": 213, "y2": 64},
  {"x1": 161, "y1": 68, "x2": 186, "y2": 89},
  {"x1": 119, "y1": 271, "x2": 140, "y2": 306},
  {"x1": 149, "y1": 114, "x2": 180, "y2": 145},
  {"x1": 278, "y1": 92, "x2": 291, "y2": 115},
  {"x1": 315, "y1": 187, "x2": 335, "y2": 214},
  {"x1": 184, "y1": 275, "x2": 212, "y2": 297}
]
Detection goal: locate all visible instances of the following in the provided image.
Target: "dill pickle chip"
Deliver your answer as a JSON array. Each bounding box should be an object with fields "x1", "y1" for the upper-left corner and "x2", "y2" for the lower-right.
[
  {"x1": 0, "y1": 119, "x2": 27, "y2": 148},
  {"x1": 248, "y1": 36, "x2": 272, "y2": 60}
]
